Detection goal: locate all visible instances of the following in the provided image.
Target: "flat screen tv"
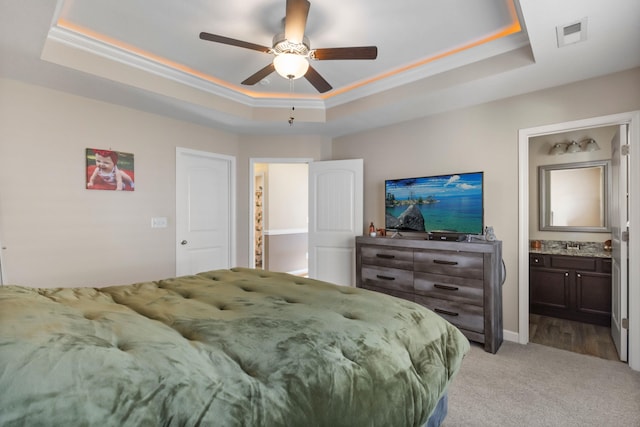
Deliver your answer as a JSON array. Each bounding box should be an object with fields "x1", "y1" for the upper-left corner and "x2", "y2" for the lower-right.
[{"x1": 385, "y1": 171, "x2": 484, "y2": 235}]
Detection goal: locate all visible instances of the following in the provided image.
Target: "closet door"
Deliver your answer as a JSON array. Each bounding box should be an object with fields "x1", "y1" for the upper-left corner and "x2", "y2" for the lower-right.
[{"x1": 176, "y1": 148, "x2": 235, "y2": 276}]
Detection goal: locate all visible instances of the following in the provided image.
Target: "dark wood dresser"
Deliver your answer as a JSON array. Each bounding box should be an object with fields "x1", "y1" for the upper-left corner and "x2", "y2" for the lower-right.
[
  {"x1": 529, "y1": 253, "x2": 612, "y2": 326},
  {"x1": 355, "y1": 236, "x2": 503, "y2": 353}
]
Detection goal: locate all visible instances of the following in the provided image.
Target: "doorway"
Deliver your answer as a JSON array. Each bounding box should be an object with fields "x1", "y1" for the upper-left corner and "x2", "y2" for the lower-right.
[
  {"x1": 518, "y1": 111, "x2": 640, "y2": 371},
  {"x1": 250, "y1": 158, "x2": 311, "y2": 276},
  {"x1": 249, "y1": 158, "x2": 364, "y2": 287},
  {"x1": 527, "y1": 126, "x2": 618, "y2": 360}
]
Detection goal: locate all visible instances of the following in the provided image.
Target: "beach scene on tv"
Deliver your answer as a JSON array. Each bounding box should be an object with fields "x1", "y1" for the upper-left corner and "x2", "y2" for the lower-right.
[{"x1": 385, "y1": 172, "x2": 484, "y2": 234}]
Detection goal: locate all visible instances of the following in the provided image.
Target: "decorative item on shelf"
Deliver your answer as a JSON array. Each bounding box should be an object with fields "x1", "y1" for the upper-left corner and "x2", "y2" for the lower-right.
[
  {"x1": 484, "y1": 226, "x2": 496, "y2": 242},
  {"x1": 604, "y1": 239, "x2": 612, "y2": 252},
  {"x1": 376, "y1": 228, "x2": 386, "y2": 237},
  {"x1": 369, "y1": 221, "x2": 376, "y2": 237},
  {"x1": 531, "y1": 240, "x2": 542, "y2": 250}
]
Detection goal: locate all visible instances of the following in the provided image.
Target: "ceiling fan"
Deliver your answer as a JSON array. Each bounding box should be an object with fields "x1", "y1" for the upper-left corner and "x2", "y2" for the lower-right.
[{"x1": 199, "y1": 0, "x2": 378, "y2": 93}]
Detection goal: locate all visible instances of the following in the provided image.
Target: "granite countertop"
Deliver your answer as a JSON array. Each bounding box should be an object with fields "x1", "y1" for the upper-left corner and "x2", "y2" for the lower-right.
[
  {"x1": 529, "y1": 248, "x2": 611, "y2": 258},
  {"x1": 529, "y1": 240, "x2": 612, "y2": 258}
]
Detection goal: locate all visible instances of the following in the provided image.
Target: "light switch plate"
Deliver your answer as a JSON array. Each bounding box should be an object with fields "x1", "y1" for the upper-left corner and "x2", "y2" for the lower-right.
[{"x1": 151, "y1": 217, "x2": 168, "y2": 228}]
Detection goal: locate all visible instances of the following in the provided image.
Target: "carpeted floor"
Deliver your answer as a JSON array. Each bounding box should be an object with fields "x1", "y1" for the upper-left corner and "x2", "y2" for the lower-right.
[{"x1": 443, "y1": 341, "x2": 640, "y2": 426}]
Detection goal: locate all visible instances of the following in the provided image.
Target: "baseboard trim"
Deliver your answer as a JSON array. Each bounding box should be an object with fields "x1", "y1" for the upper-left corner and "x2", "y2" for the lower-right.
[
  {"x1": 503, "y1": 329, "x2": 520, "y2": 343},
  {"x1": 263, "y1": 228, "x2": 308, "y2": 236}
]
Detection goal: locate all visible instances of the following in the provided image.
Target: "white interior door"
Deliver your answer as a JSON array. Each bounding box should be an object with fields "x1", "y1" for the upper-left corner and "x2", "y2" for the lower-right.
[
  {"x1": 308, "y1": 159, "x2": 363, "y2": 286},
  {"x1": 176, "y1": 148, "x2": 235, "y2": 276},
  {"x1": 611, "y1": 125, "x2": 629, "y2": 362}
]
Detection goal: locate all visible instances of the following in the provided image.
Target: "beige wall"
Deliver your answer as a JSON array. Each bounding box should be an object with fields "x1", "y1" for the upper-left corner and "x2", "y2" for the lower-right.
[
  {"x1": 0, "y1": 79, "x2": 240, "y2": 287},
  {"x1": 264, "y1": 233, "x2": 308, "y2": 273},
  {"x1": 0, "y1": 79, "x2": 332, "y2": 287},
  {"x1": 332, "y1": 67, "x2": 640, "y2": 335},
  {"x1": 265, "y1": 163, "x2": 308, "y2": 231}
]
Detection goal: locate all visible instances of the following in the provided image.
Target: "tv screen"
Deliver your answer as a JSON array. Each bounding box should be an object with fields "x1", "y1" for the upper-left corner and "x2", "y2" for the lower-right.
[{"x1": 385, "y1": 172, "x2": 484, "y2": 235}]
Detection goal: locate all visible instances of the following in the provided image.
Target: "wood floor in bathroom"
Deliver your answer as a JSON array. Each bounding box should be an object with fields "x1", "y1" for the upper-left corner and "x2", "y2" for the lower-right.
[{"x1": 529, "y1": 314, "x2": 620, "y2": 361}]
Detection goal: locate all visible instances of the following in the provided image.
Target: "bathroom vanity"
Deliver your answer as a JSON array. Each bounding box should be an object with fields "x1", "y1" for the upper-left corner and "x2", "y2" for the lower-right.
[{"x1": 529, "y1": 249, "x2": 611, "y2": 326}]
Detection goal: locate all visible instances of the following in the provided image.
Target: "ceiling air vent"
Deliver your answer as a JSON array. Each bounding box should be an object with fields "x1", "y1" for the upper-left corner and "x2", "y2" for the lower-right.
[{"x1": 557, "y1": 17, "x2": 588, "y2": 47}]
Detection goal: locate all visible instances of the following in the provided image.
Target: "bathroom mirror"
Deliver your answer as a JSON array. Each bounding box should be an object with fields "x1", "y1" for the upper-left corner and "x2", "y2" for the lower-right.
[{"x1": 539, "y1": 160, "x2": 610, "y2": 232}]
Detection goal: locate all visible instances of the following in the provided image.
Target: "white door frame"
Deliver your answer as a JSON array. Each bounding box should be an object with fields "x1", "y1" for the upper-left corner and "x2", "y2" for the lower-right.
[
  {"x1": 176, "y1": 147, "x2": 236, "y2": 274},
  {"x1": 248, "y1": 158, "x2": 313, "y2": 268},
  {"x1": 518, "y1": 111, "x2": 640, "y2": 371}
]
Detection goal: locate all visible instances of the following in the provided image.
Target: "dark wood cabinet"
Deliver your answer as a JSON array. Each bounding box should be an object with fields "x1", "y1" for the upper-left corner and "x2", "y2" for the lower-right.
[
  {"x1": 356, "y1": 236, "x2": 503, "y2": 353},
  {"x1": 529, "y1": 253, "x2": 611, "y2": 326}
]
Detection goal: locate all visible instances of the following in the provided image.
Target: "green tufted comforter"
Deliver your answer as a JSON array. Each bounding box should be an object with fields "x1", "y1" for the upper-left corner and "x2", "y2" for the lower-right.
[{"x1": 0, "y1": 268, "x2": 469, "y2": 427}]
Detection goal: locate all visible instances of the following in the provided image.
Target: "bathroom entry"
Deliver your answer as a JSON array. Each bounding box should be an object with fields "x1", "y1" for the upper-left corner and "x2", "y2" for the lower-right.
[
  {"x1": 252, "y1": 161, "x2": 309, "y2": 276},
  {"x1": 527, "y1": 125, "x2": 622, "y2": 361}
]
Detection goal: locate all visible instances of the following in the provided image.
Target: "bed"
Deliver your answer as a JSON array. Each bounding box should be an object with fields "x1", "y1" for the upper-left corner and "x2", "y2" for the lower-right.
[{"x1": 0, "y1": 268, "x2": 469, "y2": 426}]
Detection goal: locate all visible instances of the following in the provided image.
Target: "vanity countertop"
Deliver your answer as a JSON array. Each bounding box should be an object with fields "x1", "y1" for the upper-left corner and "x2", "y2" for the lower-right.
[
  {"x1": 529, "y1": 248, "x2": 611, "y2": 258},
  {"x1": 529, "y1": 240, "x2": 611, "y2": 258}
]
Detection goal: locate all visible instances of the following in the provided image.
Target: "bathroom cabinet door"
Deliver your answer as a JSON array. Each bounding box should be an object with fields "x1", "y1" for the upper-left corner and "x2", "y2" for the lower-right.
[
  {"x1": 576, "y1": 271, "x2": 612, "y2": 325},
  {"x1": 530, "y1": 267, "x2": 571, "y2": 313},
  {"x1": 530, "y1": 254, "x2": 611, "y2": 326}
]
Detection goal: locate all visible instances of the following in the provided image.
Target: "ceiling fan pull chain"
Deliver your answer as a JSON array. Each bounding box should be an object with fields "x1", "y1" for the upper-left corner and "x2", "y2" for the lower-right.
[{"x1": 288, "y1": 78, "x2": 295, "y2": 126}]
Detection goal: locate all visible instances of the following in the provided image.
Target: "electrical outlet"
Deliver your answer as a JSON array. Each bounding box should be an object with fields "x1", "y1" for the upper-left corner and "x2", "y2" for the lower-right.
[{"x1": 151, "y1": 217, "x2": 168, "y2": 228}]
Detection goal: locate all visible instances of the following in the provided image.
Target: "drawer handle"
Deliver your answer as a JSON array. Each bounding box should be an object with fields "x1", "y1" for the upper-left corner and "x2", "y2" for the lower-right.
[
  {"x1": 433, "y1": 259, "x2": 458, "y2": 266},
  {"x1": 376, "y1": 254, "x2": 396, "y2": 259},
  {"x1": 434, "y1": 308, "x2": 459, "y2": 317},
  {"x1": 434, "y1": 284, "x2": 459, "y2": 291},
  {"x1": 376, "y1": 274, "x2": 395, "y2": 281}
]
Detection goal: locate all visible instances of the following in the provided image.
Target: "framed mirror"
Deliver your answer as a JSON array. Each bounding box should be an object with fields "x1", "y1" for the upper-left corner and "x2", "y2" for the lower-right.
[{"x1": 538, "y1": 160, "x2": 611, "y2": 232}]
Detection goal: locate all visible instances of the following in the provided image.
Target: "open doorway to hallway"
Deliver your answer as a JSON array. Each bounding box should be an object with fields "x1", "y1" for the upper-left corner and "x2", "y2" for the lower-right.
[{"x1": 252, "y1": 161, "x2": 309, "y2": 276}]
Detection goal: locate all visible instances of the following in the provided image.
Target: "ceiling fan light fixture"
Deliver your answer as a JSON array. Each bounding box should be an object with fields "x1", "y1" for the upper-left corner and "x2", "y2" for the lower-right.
[{"x1": 273, "y1": 53, "x2": 309, "y2": 80}]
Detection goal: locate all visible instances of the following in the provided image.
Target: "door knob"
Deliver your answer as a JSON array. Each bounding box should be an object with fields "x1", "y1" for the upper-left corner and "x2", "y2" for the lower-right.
[{"x1": 181, "y1": 240, "x2": 188, "y2": 245}]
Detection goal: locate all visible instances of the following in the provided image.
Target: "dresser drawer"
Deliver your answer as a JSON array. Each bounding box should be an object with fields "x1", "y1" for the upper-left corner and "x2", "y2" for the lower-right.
[
  {"x1": 414, "y1": 250, "x2": 483, "y2": 279},
  {"x1": 414, "y1": 272, "x2": 483, "y2": 306},
  {"x1": 356, "y1": 236, "x2": 503, "y2": 353},
  {"x1": 361, "y1": 246, "x2": 413, "y2": 270},
  {"x1": 361, "y1": 284, "x2": 415, "y2": 302},
  {"x1": 415, "y1": 295, "x2": 484, "y2": 333},
  {"x1": 361, "y1": 266, "x2": 413, "y2": 293}
]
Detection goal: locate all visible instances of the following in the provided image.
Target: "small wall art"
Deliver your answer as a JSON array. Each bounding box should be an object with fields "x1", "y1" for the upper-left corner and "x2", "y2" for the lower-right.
[{"x1": 86, "y1": 148, "x2": 135, "y2": 191}]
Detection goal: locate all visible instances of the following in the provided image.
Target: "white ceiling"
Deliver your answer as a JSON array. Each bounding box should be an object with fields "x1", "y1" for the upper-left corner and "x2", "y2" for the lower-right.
[{"x1": 1, "y1": 0, "x2": 639, "y2": 137}]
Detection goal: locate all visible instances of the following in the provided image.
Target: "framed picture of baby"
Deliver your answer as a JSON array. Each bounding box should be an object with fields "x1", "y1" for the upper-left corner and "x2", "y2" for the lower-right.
[{"x1": 86, "y1": 148, "x2": 135, "y2": 191}]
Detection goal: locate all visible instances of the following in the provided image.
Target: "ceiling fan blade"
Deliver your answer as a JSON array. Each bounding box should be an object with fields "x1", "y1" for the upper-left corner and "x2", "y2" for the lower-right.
[
  {"x1": 304, "y1": 65, "x2": 332, "y2": 93},
  {"x1": 285, "y1": 0, "x2": 310, "y2": 44},
  {"x1": 199, "y1": 32, "x2": 270, "y2": 53},
  {"x1": 241, "y1": 63, "x2": 276, "y2": 86},
  {"x1": 313, "y1": 46, "x2": 378, "y2": 60}
]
